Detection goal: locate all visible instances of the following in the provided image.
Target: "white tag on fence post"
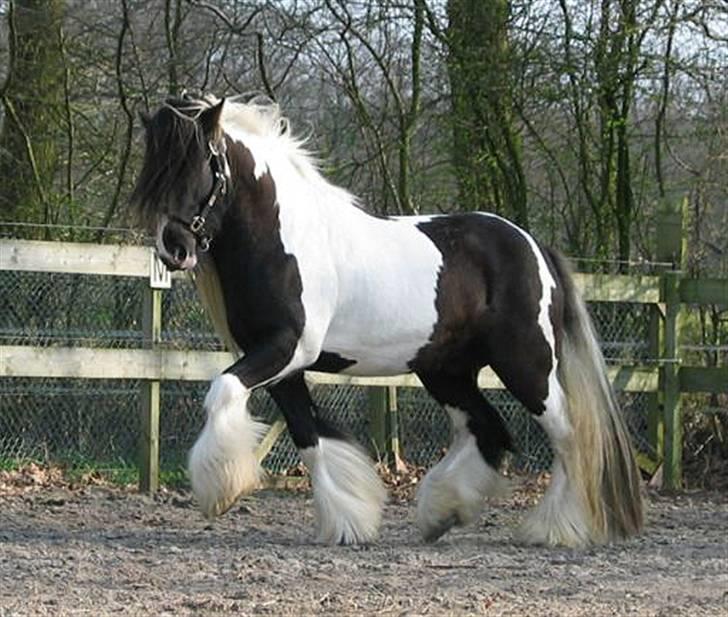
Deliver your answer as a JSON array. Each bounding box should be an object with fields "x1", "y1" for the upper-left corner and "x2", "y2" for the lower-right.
[{"x1": 149, "y1": 252, "x2": 172, "y2": 289}]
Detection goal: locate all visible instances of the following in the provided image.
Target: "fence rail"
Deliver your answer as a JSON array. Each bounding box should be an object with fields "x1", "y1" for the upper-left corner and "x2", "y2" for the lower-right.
[
  {"x1": 1, "y1": 344, "x2": 661, "y2": 391},
  {"x1": 1, "y1": 209, "x2": 726, "y2": 491}
]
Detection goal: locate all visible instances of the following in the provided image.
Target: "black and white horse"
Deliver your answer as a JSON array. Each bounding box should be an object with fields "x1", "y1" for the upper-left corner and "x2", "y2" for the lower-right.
[{"x1": 133, "y1": 95, "x2": 644, "y2": 547}]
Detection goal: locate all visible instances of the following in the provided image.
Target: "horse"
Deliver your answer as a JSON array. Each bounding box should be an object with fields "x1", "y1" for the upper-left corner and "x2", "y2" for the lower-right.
[{"x1": 132, "y1": 94, "x2": 644, "y2": 547}]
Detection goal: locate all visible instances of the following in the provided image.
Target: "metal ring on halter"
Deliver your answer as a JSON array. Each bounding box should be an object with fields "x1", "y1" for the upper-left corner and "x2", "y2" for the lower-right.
[
  {"x1": 198, "y1": 236, "x2": 210, "y2": 252},
  {"x1": 216, "y1": 171, "x2": 227, "y2": 195},
  {"x1": 190, "y1": 215, "x2": 205, "y2": 234}
]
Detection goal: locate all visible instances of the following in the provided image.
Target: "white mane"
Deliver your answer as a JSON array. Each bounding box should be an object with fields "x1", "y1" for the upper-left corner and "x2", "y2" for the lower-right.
[
  {"x1": 169, "y1": 94, "x2": 358, "y2": 211},
  {"x1": 218, "y1": 98, "x2": 350, "y2": 202},
  {"x1": 219, "y1": 97, "x2": 291, "y2": 140}
]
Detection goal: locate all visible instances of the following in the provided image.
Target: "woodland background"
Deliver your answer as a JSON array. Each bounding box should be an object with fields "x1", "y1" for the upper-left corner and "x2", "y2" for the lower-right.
[
  {"x1": 0, "y1": 1, "x2": 727, "y2": 487},
  {"x1": 0, "y1": 0, "x2": 726, "y2": 277}
]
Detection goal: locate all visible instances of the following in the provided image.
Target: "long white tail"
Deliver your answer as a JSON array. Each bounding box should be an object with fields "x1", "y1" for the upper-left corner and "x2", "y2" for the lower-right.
[{"x1": 553, "y1": 252, "x2": 644, "y2": 542}]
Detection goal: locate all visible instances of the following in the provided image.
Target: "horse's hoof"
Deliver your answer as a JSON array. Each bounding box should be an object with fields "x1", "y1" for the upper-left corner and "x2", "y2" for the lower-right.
[
  {"x1": 202, "y1": 495, "x2": 239, "y2": 519},
  {"x1": 422, "y1": 513, "x2": 460, "y2": 543}
]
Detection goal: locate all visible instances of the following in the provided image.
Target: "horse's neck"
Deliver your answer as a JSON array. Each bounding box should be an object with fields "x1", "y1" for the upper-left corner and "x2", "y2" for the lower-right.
[{"x1": 213, "y1": 142, "x2": 379, "y2": 284}]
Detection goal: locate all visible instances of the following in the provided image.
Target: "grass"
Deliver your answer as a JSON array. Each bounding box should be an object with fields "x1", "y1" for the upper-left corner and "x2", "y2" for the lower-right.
[{"x1": 0, "y1": 456, "x2": 191, "y2": 489}]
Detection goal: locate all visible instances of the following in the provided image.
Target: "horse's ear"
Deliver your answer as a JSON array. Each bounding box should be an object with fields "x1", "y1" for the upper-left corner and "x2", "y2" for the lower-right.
[{"x1": 200, "y1": 99, "x2": 225, "y2": 138}]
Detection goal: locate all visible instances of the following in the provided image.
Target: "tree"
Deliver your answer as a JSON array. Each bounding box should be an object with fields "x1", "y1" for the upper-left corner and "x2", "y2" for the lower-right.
[
  {"x1": 0, "y1": 0, "x2": 65, "y2": 227},
  {"x1": 445, "y1": 0, "x2": 528, "y2": 227}
]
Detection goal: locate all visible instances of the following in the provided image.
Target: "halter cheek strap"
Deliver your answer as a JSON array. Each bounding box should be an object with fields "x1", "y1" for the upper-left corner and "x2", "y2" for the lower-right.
[{"x1": 175, "y1": 139, "x2": 229, "y2": 252}]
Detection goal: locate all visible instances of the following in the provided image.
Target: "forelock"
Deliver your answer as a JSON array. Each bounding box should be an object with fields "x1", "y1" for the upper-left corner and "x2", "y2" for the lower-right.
[{"x1": 131, "y1": 98, "x2": 209, "y2": 225}]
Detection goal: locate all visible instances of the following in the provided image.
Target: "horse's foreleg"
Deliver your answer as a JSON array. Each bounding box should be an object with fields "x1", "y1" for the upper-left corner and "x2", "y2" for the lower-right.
[
  {"x1": 270, "y1": 376, "x2": 387, "y2": 545},
  {"x1": 188, "y1": 331, "x2": 302, "y2": 518},
  {"x1": 188, "y1": 374, "x2": 267, "y2": 518}
]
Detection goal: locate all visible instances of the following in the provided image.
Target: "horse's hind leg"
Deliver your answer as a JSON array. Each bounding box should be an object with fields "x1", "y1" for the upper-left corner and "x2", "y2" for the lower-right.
[
  {"x1": 415, "y1": 372, "x2": 512, "y2": 542},
  {"x1": 489, "y1": 335, "x2": 592, "y2": 547},
  {"x1": 268, "y1": 375, "x2": 386, "y2": 545}
]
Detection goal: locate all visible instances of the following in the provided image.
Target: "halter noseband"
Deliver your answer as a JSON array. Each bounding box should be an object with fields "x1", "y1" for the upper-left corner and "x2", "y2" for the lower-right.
[{"x1": 174, "y1": 138, "x2": 228, "y2": 252}]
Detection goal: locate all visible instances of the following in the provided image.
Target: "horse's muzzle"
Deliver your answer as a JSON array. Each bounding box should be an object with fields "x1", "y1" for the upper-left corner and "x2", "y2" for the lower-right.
[{"x1": 156, "y1": 218, "x2": 198, "y2": 271}]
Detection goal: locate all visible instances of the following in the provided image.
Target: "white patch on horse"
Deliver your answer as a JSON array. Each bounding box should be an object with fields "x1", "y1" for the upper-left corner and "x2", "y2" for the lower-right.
[
  {"x1": 300, "y1": 437, "x2": 387, "y2": 545},
  {"x1": 225, "y1": 129, "x2": 270, "y2": 180},
  {"x1": 320, "y1": 213, "x2": 444, "y2": 375},
  {"x1": 221, "y1": 109, "x2": 444, "y2": 379},
  {"x1": 188, "y1": 374, "x2": 267, "y2": 518},
  {"x1": 416, "y1": 407, "x2": 508, "y2": 540}
]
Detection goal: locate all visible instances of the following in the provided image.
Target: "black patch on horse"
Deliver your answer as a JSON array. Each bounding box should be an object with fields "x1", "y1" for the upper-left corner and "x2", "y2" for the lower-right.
[
  {"x1": 309, "y1": 351, "x2": 357, "y2": 373},
  {"x1": 212, "y1": 141, "x2": 307, "y2": 385},
  {"x1": 407, "y1": 213, "x2": 560, "y2": 467},
  {"x1": 411, "y1": 214, "x2": 546, "y2": 382}
]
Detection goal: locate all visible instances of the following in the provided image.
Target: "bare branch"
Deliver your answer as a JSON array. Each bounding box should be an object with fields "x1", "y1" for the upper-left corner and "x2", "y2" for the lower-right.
[{"x1": 255, "y1": 32, "x2": 275, "y2": 100}]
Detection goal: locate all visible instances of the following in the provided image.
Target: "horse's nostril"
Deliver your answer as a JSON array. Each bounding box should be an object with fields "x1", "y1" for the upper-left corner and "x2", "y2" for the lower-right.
[{"x1": 172, "y1": 245, "x2": 187, "y2": 263}]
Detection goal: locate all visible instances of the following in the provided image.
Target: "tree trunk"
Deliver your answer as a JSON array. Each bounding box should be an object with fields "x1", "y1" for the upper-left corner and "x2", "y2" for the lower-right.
[
  {"x1": 0, "y1": 0, "x2": 66, "y2": 226},
  {"x1": 446, "y1": 0, "x2": 528, "y2": 228}
]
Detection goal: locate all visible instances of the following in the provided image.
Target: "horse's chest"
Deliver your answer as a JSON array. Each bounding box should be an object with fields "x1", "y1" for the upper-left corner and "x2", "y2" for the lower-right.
[{"x1": 216, "y1": 256, "x2": 306, "y2": 349}]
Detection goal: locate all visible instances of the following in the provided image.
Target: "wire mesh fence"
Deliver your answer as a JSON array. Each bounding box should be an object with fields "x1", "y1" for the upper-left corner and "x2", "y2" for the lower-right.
[{"x1": 1, "y1": 266, "x2": 656, "y2": 479}]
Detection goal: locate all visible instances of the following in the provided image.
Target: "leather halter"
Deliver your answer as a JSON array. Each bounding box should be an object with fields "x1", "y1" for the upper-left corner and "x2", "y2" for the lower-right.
[{"x1": 173, "y1": 139, "x2": 228, "y2": 252}]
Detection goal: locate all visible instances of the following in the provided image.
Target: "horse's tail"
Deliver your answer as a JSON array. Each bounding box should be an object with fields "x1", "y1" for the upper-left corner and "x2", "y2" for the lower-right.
[{"x1": 547, "y1": 248, "x2": 644, "y2": 543}]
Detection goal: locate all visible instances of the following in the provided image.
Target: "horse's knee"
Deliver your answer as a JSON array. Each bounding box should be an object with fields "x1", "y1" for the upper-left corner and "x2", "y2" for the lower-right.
[{"x1": 204, "y1": 373, "x2": 249, "y2": 415}]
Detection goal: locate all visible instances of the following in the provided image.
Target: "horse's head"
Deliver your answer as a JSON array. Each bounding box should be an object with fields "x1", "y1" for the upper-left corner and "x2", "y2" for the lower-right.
[{"x1": 132, "y1": 97, "x2": 229, "y2": 271}]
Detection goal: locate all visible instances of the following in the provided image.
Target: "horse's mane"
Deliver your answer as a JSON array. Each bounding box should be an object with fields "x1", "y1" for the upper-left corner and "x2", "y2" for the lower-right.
[
  {"x1": 218, "y1": 96, "x2": 357, "y2": 208},
  {"x1": 219, "y1": 97, "x2": 330, "y2": 190},
  {"x1": 132, "y1": 94, "x2": 355, "y2": 229}
]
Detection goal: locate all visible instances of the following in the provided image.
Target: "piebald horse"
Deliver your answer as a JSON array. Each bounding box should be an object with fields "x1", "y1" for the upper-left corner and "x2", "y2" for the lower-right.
[{"x1": 133, "y1": 95, "x2": 643, "y2": 547}]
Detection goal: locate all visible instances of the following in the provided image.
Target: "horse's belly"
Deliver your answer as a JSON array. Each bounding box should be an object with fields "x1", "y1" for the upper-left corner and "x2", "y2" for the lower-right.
[{"x1": 324, "y1": 337, "x2": 429, "y2": 376}]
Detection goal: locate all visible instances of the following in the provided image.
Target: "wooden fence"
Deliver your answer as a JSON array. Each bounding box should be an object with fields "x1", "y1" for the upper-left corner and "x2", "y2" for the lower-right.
[{"x1": 1, "y1": 204, "x2": 726, "y2": 491}]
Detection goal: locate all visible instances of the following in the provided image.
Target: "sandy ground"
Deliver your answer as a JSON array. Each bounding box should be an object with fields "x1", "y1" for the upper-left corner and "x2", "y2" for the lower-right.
[{"x1": 1, "y1": 479, "x2": 727, "y2": 616}]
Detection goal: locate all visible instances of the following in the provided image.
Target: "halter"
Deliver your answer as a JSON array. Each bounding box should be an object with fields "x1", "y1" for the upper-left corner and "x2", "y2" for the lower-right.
[{"x1": 174, "y1": 138, "x2": 228, "y2": 252}]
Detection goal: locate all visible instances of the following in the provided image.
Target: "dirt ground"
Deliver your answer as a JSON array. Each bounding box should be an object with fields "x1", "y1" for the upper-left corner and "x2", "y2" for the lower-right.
[{"x1": 1, "y1": 473, "x2": 727, "y2": 617}]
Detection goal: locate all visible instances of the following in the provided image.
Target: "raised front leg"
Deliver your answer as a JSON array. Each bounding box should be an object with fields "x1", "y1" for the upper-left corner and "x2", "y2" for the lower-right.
[
  {"x1": 188, "y1": 374, "x2": 266, "y2": 518},
  {"x1": 188, "y1": 328, "x2": 311, "y2": 518}
]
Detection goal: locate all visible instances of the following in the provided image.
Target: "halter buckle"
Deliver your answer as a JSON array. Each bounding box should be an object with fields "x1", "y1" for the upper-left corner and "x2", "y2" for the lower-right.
[{"x1": 190, "y1": 215, "x2": 205, "y2": 233}]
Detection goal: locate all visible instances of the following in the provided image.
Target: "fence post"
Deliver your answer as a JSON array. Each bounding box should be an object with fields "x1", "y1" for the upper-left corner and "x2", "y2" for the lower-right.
[
  {"x1": 368, "y1": 385, "x2": 400, "y2": 467},
  {"x1": 655, "y1": 198, "x2": 686, "y2": 489},
  {"x1": 139, "y1": 253, "x2": 168, "y2": 494},
  {"x1": 661, "y1": 270, "x2": 683, "y2": 489},
  {"x1": 387, "y1": 385, "x2": 402, "y2": 467},
  {"x1": 369, "y1": 386, "x2": 388, "y2": 463},
  {"x1": 646, "y1": 307, "x2": 664, "y2": 463}
]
